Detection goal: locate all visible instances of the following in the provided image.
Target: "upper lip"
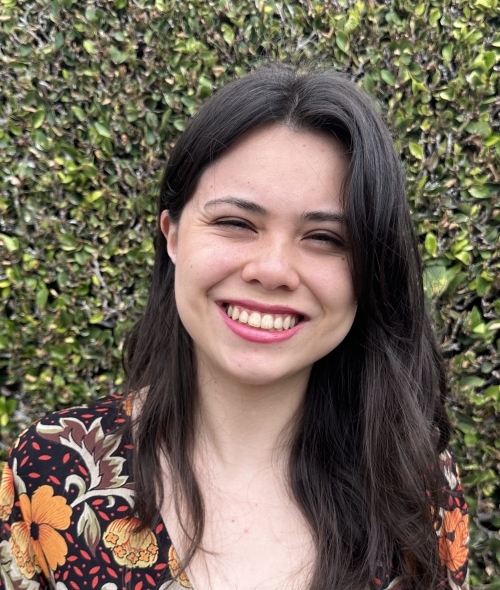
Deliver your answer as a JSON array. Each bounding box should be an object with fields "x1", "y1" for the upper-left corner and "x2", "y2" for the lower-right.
[{"x1": 219, "y1": 299, "x2": 308, "y2": 318}]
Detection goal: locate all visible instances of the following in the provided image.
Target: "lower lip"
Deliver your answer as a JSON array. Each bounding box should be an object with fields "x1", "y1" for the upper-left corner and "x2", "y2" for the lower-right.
[{"x1": 218, "y1": 306, "x2": 304, "y2": 344}]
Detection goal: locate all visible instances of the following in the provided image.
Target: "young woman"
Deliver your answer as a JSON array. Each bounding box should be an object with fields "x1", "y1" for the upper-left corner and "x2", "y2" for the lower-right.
[{"x1": 1, "y1": 66, "x2": 469, "y2": 590}]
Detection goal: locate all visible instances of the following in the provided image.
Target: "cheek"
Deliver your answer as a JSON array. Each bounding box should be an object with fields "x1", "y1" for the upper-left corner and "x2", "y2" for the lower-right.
[
  {"x1": 314, "y1": 262, "x2": 356, "y2": 311},
  {"x1": 174, "y1": 239, "x2": 243, "y2": 296}
]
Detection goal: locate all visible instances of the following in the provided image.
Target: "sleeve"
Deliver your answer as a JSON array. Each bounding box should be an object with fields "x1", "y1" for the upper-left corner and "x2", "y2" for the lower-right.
[
  {"x1": 0, "y1": 438, "x2": 45, "y2": 590},
  {"x1": 436, "y1": 448, "x2": 469, "y2": 590}
]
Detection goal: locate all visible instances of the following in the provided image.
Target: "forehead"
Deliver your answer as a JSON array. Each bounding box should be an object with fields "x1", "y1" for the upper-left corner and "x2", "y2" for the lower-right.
[{"x1": 193, "y1": 124, "x2": 349, "y2": 212}]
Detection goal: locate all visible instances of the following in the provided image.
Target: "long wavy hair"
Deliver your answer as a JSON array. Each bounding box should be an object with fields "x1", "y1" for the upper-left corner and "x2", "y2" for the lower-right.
[{"x1": 123, "y1": 65, "x2": 451, "y2": 590}]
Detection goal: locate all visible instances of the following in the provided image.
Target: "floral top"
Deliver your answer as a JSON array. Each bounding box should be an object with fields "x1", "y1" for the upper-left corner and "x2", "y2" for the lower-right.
[{"x1": 0, "y1": 395, "x2": 469, "y2": 590}]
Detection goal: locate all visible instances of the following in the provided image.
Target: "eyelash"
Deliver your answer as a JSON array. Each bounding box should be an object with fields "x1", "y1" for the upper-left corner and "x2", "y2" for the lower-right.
[
  {"x1": 212, "y1": 219, "x2": 345, "y2": 249},
  {"x1": 308, "y1": 233, "x2": 345, "y2": 248},
  {"x1": 213, "y1": 218, "x2": 253, "y2": 230}
]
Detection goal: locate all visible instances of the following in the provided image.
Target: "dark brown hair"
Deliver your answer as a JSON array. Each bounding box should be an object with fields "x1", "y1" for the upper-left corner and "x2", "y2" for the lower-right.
[{"x1": 123, "y1": 64, "x2": 451, "y2": 590}]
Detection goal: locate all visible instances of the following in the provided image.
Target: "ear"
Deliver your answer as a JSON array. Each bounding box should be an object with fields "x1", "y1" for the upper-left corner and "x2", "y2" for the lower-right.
[{"x1": 160, "y1": 210, "x2": 178, "y2": 264}]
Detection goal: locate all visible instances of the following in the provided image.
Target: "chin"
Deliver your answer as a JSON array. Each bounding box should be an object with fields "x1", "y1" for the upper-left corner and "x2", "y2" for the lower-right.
[{"x1": 218, "y1": 360, "x2": 309, "y2": 389}]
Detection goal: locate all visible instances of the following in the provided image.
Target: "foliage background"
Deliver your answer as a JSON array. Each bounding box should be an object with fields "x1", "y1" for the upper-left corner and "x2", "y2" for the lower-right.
[{"x1": 0, "y1": 0, "x2": 499, "y2": 585}]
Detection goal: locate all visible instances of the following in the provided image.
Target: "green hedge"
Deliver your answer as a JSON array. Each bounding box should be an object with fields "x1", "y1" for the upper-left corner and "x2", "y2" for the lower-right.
[{"x1": 0, "y1": 0, "x2": 499, "y2": 585}]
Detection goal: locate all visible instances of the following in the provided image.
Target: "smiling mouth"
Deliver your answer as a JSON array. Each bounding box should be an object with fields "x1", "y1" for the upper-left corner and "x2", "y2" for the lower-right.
[{"x1": 223, "y1": 304, "x2": 304, "y2": 331}]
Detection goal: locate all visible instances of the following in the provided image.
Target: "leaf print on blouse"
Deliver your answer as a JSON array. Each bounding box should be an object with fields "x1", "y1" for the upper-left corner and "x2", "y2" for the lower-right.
[
  {"x1": 36, "y1": 417, "x2": 134, "y2": 505},
  {"x1": 439, "y1": 508, "x2": 469, "y2": 573},
  {"x1": 10, "y1": 485, "x2": 72, "y2": 579},
  {"x1": 103, "y1": 517, "x2": 159, "y2": 568},
  {"x1": 0, "y1": 463, "x2": 15, "y2": 521},
  {"x1": 167, "y1": 545, "x2": 192, "y2": 588}
]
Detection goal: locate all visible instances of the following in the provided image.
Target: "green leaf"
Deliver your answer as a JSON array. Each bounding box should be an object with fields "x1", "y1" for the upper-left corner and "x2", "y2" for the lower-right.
[
  {"x1": 36, "y1": 283, "x2": 49, "y2": 308},
  {"x1": 380, "y1": 69, "x2": 395, "y2": 86},
  {"x1": 33, "y1": 130, "x2": 50, "y2": 149},
  {"x1": 441, "y1": 44, "x2": 453, "y2": 61},
  {"x1": 71, "y1": 106, "x2": 86, "y2": 122},
  {"x1": 32, "y1": 108, "x2": 45, "y2": 129},
  {"x1": 408, "y1": 142, "x2": 423, "y2": 159},
  {"x1": 414, "y1": 3, "x2": 426, "y2": 16},
  {"x1": 483, "y1": 51, "x2": 496, "y2": 70},
  {"x1": 424, "y1": 233, "x2": 438, "y2": 256},
  {"x1": 220, "y1": 23, "x2": 235, "y2": 45},
  {"x1": 429, "y1": 7, "x2": 441, "y2": 25},
  {"x1": 484, "y1": 133, "x2": 500, "y2": 146},
  {"x1": 454, "y1": 251, "x2": 471, "y2": 265},
  {"x1": 146, "y1": 112, "x2": 158, "y2": 129},
  {"x1": 83, "y1": 40, "x2": 95, "y2": 54},
  {"x1": 465, "y1": 120, "x2": 491, "y2": 138},
  {"x1": 336, "y1": 31, "x2": 349, "y2": 52},
  {"x1": 423, "y1": 265, "x2": 458, "y2": 297},
  {"x1": 84, "y1": 190, "x2": 103, "y2": 203},
  {"x1": 109, "y1": 45, "x2": 128, "y2": 64},
  {"x1": 173, "y1": 119, "x2": 186, "y2": 131},
  {"x1": 469, "y1": 185, "x2": 490, "y2": 199},
  {"x1": 81, "y1": 163, "x2": 98, "y2": 176},
  {"x1": 94, "y1": 122, "x2": 112, "y2": 138},
  {"x1": 0, "y1": 234, "x2": 19, "y2": 252}
]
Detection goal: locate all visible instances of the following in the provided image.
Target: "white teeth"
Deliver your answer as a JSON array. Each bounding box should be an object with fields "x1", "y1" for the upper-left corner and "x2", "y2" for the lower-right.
[
  {"x1": 225, "y1": 305, "x2": 300, "y2": 331},
  {"x1": 261, "y1": 314, "x2": 274, "y2": 330},
  {"x1": 248, "y1": 312, "x2": 261, "y2": 328}
]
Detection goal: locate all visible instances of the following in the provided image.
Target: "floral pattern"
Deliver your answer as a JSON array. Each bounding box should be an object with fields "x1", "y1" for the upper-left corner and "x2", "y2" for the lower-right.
[
  {"x1": 103, "y1": 517, "x2": 158, "y2": 568},
  {"x1": 167, "y1": 546, "x2": 192, "y2": 588},
  {"x1": 11, "y1": 486, "x2": 72, "y2": 579},
  {"x1": 0, "y1": 394, "x2": 468, "y2": 590},
  {"x1": 0, "y1": 465, "x2": 14, "y2": 521}
]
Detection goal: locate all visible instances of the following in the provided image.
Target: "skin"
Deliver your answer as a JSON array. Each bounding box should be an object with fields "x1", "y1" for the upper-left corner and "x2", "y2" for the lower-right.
[{"x1": 159, "y1": 124, "x2": 357, "y2": 590}]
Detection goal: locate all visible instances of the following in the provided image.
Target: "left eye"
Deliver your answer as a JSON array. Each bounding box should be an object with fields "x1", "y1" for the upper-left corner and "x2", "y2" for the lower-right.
[{"x1": 306, "y1": 233, "x2": 345, "y2": 248}]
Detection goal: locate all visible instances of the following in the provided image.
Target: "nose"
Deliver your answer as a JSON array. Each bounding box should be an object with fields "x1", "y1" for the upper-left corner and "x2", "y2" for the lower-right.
[{"x1": 240, "y1": 235, "x2": 300, "y2": 291}]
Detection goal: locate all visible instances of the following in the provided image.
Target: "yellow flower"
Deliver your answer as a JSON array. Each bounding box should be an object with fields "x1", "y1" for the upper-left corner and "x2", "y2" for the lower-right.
[
  {"x1": 103, "y1": 517, "x2": 158, "y2": 568},
  {"x1": 10, "y1": 485, "x2": 72, "y2": 579},
  {"x1": 0, "y1": 464, "x2": 15, "y2": 520},
  {"x1": 168, "y1": 545, "x2": 192, "y2": 588}
]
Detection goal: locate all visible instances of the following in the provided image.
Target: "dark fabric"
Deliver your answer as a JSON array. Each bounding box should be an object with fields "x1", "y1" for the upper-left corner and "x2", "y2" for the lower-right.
[{"x1": 0, "y1": 395, "x2": 469, "y2": 590}]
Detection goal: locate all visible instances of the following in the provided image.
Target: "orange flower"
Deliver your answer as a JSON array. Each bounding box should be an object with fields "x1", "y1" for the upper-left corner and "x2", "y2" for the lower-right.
[
  {"x1": 438, "y1": 508, "x2": 469, "y2": 572},
  {"x1": 0, "y1": 464, "x2": 15, "y2": 520},
  {"x1": 103, "y1": 517, "x2": 158, "y2": 568},
  {"x1": 122, "y1": 394, "x2": 134, "y2": 417},
  {"x1": 168, "y1": 545, "x2": 192, "y2": 588},
  {"x1": 10, "y1": 485, "x2": 72, "y2": 579}
]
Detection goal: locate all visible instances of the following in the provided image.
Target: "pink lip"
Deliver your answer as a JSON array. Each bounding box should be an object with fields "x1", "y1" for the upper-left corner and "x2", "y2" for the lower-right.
[
  {"x1": 219, "y1": 299, "x2": 307, "y2": 318},
  {"x1": 217, "y1": 305, "x2": 305, "y2": 344}
]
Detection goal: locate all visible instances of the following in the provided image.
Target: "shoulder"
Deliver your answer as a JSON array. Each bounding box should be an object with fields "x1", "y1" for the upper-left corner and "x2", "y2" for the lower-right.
[
  {"x1": 32, "y1": 392, "x2": 127, "y2": 433},
  {"x1": 12, "y1": 393, "x2": 127, "y2": 451},
  {"x1": 436, "y1": 447, "x2": 470, "y2": 590},
  {"x1": 0, "y1": 394, "x2": 173, "y2": 588}
]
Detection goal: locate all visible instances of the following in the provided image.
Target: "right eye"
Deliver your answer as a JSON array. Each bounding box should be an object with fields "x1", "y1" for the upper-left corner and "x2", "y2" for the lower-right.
[{"x1": 212, "y1": 218, "x2": 254, "y2": 230}]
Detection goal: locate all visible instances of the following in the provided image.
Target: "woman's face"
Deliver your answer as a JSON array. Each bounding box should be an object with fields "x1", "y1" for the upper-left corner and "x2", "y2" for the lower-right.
[{"x1": 160, "y1": 124, "x2": 357, "y2": 389}]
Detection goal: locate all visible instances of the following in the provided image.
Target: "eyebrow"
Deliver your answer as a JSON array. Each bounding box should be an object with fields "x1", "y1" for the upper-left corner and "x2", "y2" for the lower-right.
[
  {"x1": 204, "y1": 197, "x2": 267, "y2": 215},
  {"x1": 300, "y1": 210, "x2": 346, "y2": 224},
  {"x1": 204, "y1": 197, "x2": 346, "y2": 224}
]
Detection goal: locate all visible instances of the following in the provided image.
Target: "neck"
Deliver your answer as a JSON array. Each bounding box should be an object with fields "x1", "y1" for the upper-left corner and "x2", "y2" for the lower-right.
[{"x1": 194, "y1": 361, "x2": 310, "y2": 478}]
